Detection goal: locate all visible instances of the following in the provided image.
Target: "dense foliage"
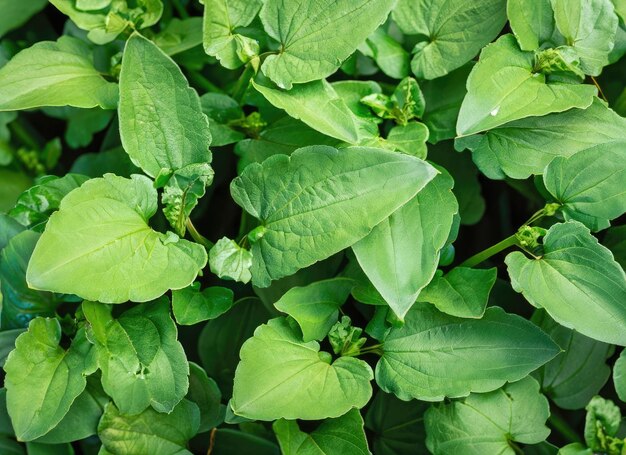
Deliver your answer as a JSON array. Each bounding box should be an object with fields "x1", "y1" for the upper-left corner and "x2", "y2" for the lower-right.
[{"x1": 0, "y1": 0, "x2": 625, "y2": 454}]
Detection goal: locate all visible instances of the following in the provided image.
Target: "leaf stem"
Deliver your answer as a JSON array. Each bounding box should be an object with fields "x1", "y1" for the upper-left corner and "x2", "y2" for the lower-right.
[
  {"x1": 185, "y1": 70, "x2": 223, "y2": 94},
  {"x1": 459, "y1": 234, "x2": 519, "y2": 268},
  {"x1": 509, "y1": 441, "x2": 524, "y2": 455},
  {"x1": 170, "y1": 0, "x2": 189, "y2": 18},
  {"x1": 358, "y1": 343, "x2": 384, "y2": 356},
  {"x1": 590, "y1": 76, "x2": 608, "y2": 102},
  {"x1": 9, "y1": 118, "x2": 42, "y2": 150},
  {"x1": 186, "y1": 219, "x2": 213, "y2": 249},
  {"x1": 549, "y1": 411, "x2": 582, "y2": 444}
]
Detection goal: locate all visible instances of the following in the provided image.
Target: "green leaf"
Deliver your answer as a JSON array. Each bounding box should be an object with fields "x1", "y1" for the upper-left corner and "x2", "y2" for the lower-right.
[
  {"x1": 613, "y1": 349, "x2": 626, "y2": 403},
  {"x1": 200, "y1": 93, "x2": 246, "y2": 147},
  {"x1": 273, "y1": 277, "x2": 354, "y2": 342},
  {"x1": 119, "y1": 33, "x2": 212, "y2": 178},
  {"x1": 83, "y1": 298, "x2": 189, "y2": 415},
  {"x1": 273, "y1": 408, "x2": 370, "y2": 455},
  {"x1": 0, "y1": 329, "x2": 25, "y2": 368},
  {"x1": 558, "y1": 443, "x2": 593, "y2": 455},
  {"x1": 328, "y1": 316, "x2": 367, "y2": 357},
  {"x1": 392, "y1": 0, "x2": 507, "y2": 79},
  {"x1": 365, "y1": 391, "x2": 428, "y2": 455},
  {"x1": 551, "y1": 0, "x2": 619, "y2": 75},
  {"x1": 4, "y1": 318, "x2": 91, "y2": 441},
  {"x1": 0, "y1": 36, "x2": 118, "y2": 111},
  {"x1": 259, "y1": 0, "x2": 395, "y2": 89},
  {"x1": 0, "y1": 231, "x2": 59, "y2": 329},
  {"x1": 231, "y1": 145, "x2": 438, "y2": 287},
  {"x1": 187, "y1": 362, "x2": 222, "y2": 433},
  {"x1": 210, "y1": 428, "x2": 280, "y2": 455},
  {"x1": 198, "y1": 297, "x2": 271, "y2": 396},
  {"x1": 0, "y1": 214, "x2": 25, "y2": 250},
  {"x1": 417, "y1": 267, "x2": 496, "y2": 318},
  {"x1": 507, "y1": 0, "x2": 559, "y2": 50},
  {"x1": 543, "y1": 143, "x2": 626, "y2": 226},
  {"x1": 9, "y1": 174, "x2": 88, "y2": 229},
  {"x1": 0, "y1": 170, "x2": 32, "y2": 213},
  {"x1": 172, "y1": 283, "x2": 234, "y2": 326},
  {"x1": 459, "y1": 98, "x2": 626, "y2": 180},
  {"x1": 161, "y1": 163, "x2": 214, "y2": 237},
  {"x1": 604, "y1": 225, "x2": 626, "y2": 269},
  {"x1": 385, "y1": 123, "x2": 429, "y2": 158},
  {"x1": 425, "y1": 377, "x2": 551, "y2": 454},
  {"x1": 353, "y1": 169, "x2": 458, "y2": 319},
  {"x1": 27, "y1": 174, "x2": 207, "y2": 303},
  {"x1": 209, "y1": 237, "x2": 253, "y2": 284},
  {"x1": 252, "y1": 79, "x2": 378, "y2": 144},
  {"x1": 533, "y1": 310, "x2": 613, "y2": 410},
  {"x1": 98, "y1": 400, "x2": 200, "y2": 455},
  {"x1": 456, "y1": 34, "x2": 597, "y2": 136},
  {"x1": 584, "y1": 396, "x2": 621, "y2": 450},
  {"x1": 202, "y1": 0, "x2": 262, "y2": 69},
  {"x1": 70, "y1": 148, "x2": 140, "y2": 178},
  {"x1": 0, "y1": 0, "x2": 47, "y2": 38},
  {"x1": 506, "y1": 221, "x2": 626, "y2": 345},
  {"x1": 376, "y1": 306, "x2": 559, "y2": 401},
  {"x1": 364, "y1": 28, "x2": 410, "y2": 79},
  {"x1": 154, "y1": 17, "x2": 203, "y2": 56},
  {"x1": 231, "y1": 317, "x2": 373, "y2": 420}
]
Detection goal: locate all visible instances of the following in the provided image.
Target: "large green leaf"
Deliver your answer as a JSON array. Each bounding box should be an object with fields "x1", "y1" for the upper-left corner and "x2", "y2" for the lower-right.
[
  {"x1": 352, "y1": 169, "x2": 458, "y2": 319},
  {"x1": 231, "y1": 317, "x2": 373, "y2": 420},
  {"x1": 119, "y1": 34, "x2": 212, "y2": 178},
  {"x1": 83, "y1": 299, "x2": 189, "y2": 415},
  {"x1": 459, "y1": 98, "x2": 626, "y2": 180},
  {"x1": 252, "y1": 79, "x2": 378, "y2": 144},
  {"x1": 543, "y1": 143, "x2": 626, "y2": 226},
  {"x1": 0, "y1": 36, "x2": 118, "y2": 110},
  {"x1": 172, "y1": 283, "x2": 234, "y2": 326},
  {"x1": 0, "y1": 0, "x2": 47, "y2": 38},
  {"x1": 4, "y1": 319, "x2": 92, "y2": 441},
  {"x1": 375, "y1": 305, "x2": 559, "y2": 401},
  {"x1": 507, "y1": 0, "x2": 559, "y2": 50},
  {"x1": 506, "y1": 221, "x2": 626, "y2": 345},
  {"x1": 0, "y1": 231, "x2": 59, "y2": 329},
  {"x1": 98, "y1": 400, "x2": 199, "y2": 455},
  {"x1": 27, "y1": 174, "x2": 207, "y2": 303},
  {"x1": 202, "y1": 0, "x2": 262, "y2": 69},
  {"x1": 551, "y1": 0, "x2": 619, "y2": 75},
  {"x1": 187, "y1": 362, "x2": 222, "y2": 433},
  {"x1": 274, "y1": 277, "x2": 354, "y2": 342},
  {"x1": 230, "y1": 145, "x2": 437, "y2": 287},
  {"x1": 392, "y1": 0, "x2": 507, "y2": 80},
  {"x1": 456, "y1": 34, "x2": 597, "y2": 136},
  {"x1": 425, "y1": 377, "x2": 551, "y2": 454},
  {"x1": 533, "y1": 310, "x2": 613, "y2": 410},
  {"x1": 259, "y1": 0, "x2": 395, "y2": 89},
  {"x1": 273, "y1": 408, "x2": 369, "y2": 455}
]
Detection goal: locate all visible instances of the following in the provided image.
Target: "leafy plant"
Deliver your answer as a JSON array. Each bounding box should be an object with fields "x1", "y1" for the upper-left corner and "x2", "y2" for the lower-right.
[{"x1": 0, "y1": 0, "x2": 625, "y2": 454}]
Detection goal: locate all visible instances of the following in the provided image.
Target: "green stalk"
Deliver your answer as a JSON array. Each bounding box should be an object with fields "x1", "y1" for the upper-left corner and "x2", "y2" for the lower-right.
[
  {"x1": 549, "y1": 412, "x2": 582, "y2": 444},
  {"x1": 185, "y1": 70, "x2": 223, "y2": 94},
  {"x1": 459, "y1": 234, "x2": 519, "y2": 268},
  {"x1": 186, "y1": 219, "x2": 213, "y2": 249}
]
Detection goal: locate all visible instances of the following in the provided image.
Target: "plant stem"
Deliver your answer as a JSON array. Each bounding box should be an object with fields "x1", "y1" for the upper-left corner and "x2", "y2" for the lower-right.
[
  {"x1": 459, "y1": 234, "x2": 519, "y2": 268},
  {"x1": 170, "y1": 0, "x2": 189, "y2": 18},
  {"x1": 9, "y1": 119, "x2": 41, "y2": 150},
  {"x1": 186, "y1": 219, "x2": 213, "y2": 249},
  {"x1": 358, "y1": 344, "x2": 384, "y2": 356},
  {"x1": 509, "y1": 442, "x2": 525, "y2": 455},
  {"x1": 549, "y1": 412, "x2": 582, "y2": 444},
  {"x1": 185, "y1": 70, "x2": 223, "y2": 94},
  {"x1": 591, "y1": 76, "x2": 608, "y2": 102}
]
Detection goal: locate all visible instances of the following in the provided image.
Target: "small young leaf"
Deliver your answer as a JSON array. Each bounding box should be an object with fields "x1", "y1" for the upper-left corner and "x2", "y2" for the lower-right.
[
  {"x1": 584, "y1": 396, "x2": 621, "y2": 451},
  {"x1": 273, "y1": 277, "x2": 354, "y2": 342},
  {"x1": 273, "y1": 408, "x2": 369, "y2": 455},
  {"x1": 507, "y1": 0, "x2": 559, "y2": 50},
  {"x1": 231, "y1": 317, "x2": 373, "y2": 420},
  {"x1": 376, "y1": 306, "x2": 559, "y2": 401},
  {"x1": 27, "y1": 174, "x2": 207, "y2": 303},
  {"x1": 119, "y1": 34, "x2": 212, "y2": 178},
  {"x1": 506, "y1": 221, "x2": 626, "y2": 345},
  {"x1": 172, "y1": 283, "x2": 234, "y2": 326},
  {"x1": 0, "y1": 37, "x2": 118, "y2": 110},
  {"x1": 425, "y1": 377, "x2": 551, "y2": 454},
  {"x1": 209, "y1": 237, "x2": 253, "y2": 284}
]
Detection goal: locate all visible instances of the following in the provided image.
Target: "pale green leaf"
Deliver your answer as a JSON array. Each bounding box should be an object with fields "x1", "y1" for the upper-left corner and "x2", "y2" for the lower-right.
[
  {"x1": 376, "y1": 306, "x2": 559, "y2": 401},
  {"x1": 252, "y1": 79, "x2": 378, "y2": 144},
  {"x1": 613, "y1": 349, "x2": 626, "y2": 402},
  {"x1": 119, "y1": 34, "x2": 212, "y2": 178},
  {"x1": 0, "y1": 37, "x2": 118, "y2": 111},
  {"x1": 551, "y1": 0, "x2": 619, "y2": 75},
  {"x1": 155, "y1": 17, "x2": 203, "y2": 56},
  {"x1": 0, "y1": 0, "x2": 47, "y2": 38},
  {"x1": 456, "y1": 34, "x2": 597, "y2": 136},
  {"x1": 27, "y1": 174, "x2": 207, "y2": 303},
  {"x1": 425, "y1": 377, "x2": 551, "y2": 455},
  {"x1": 231, "y1": 317, "x2": 373, "y2": 420},
  {"x1": 507, "y1": 0, "x2": 560, "y2": 50},
  {"x1": 230, "y1": 145, "x2": 438, "y2": 287},
  {"x1": 533, "y1": 310, "x2": 613, "y2": 410},
  {"x1": 172, "y1": 283, "x2": 234, "y2": 326},
  {"x1": 98, "y1": 400, "x2": 199, "y2": 455},
  {"x1": 392, "y1": 0, "x2": 507, "y2": 79},
  {"x1": 417, "y1": 267, "x2": 496, "y2": 318},
  {"x1": 209, "y1": 237, "x2": 253, "y2": 284},
  {"x1": 274, "y1": 277, "x2": 354, "y2": 342},
  {"x1": 4, "y1": 319, "x2": 91, "y2": 441},
  {"x1": 506, "y1": 221, "x2": 626, "y2": 345},
  {"x1": 386, "y1": 123, "x2": 429, "y2": 158},
  {"x1": 353, "y1": 169, "x2": 458, "y2": 319},
  {"x1": 273, "y1": 409, "x2": 370, "y2": 455},
  {"x1": 584, "y1": 396, "x2": 621, "y2": 450},
  {"x1": 83, "y1": 298, "x2": 189, "y2": 415},
  {"x1": 459, "y1": 98, "x2": 626, "y2": 180},
  {"x1": 259, "y1": 0, "x2": 395, "y2": 89}
]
